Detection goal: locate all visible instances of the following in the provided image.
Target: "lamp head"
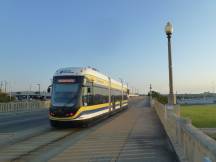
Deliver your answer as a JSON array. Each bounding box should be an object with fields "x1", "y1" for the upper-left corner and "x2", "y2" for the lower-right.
[{"x1": 165, "y1": 22, "x2": 173, "y2": 35}]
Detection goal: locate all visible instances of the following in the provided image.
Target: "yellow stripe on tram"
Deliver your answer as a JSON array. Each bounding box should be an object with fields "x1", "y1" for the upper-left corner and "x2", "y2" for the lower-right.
[{"x1": 49, "y1": 102, "x2": 110, "y2": 121}]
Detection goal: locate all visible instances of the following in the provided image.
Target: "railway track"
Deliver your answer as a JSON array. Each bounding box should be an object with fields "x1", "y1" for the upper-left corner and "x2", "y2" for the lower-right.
[
  {"x1": 0, "y1": 114, "x2": 125, "y2": 162},
  {"x1": 0, "y1": 127, "x2": 81, "y2": 162}
]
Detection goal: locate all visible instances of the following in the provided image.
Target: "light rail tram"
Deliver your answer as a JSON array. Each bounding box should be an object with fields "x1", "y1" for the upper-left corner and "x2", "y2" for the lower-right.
[{"x1": 48, "y1": 67, "x2": 129, "y2": 127}]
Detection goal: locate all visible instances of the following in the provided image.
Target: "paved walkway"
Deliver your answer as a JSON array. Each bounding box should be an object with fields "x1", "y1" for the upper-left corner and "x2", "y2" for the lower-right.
[{"x1": 49, "y1": 97, "x2": 179, "y2": 162}]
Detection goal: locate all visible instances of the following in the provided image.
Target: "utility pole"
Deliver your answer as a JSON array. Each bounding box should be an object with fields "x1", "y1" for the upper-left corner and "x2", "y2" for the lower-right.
[
  {"x1": 37, "y1": 84, "x2": 40, "y2": 99},
  {"x1": 0, "y1": 81, "x2": 3, "y2": 92},
  {"x1": 125, "y1": 82, "x2": 129, "y2": 95},
  {"x1": 9, "y1": 82, "x2": 12, "y2": 101},
  {"x1": 149, "y1": 84, "x2": 152, "y2": 104},
  {"x1": 150, "y1": 84, "x2": 152, "y2": 95},
  {"x1": 119, "y1": 78, "x2": 124, "y2": 102},
  {"x1": 4, "y1": 81, "x2": 7, "y2": 93},
  {"x1": 28, "y1": 84, "x2": 32, "y2": 100}
]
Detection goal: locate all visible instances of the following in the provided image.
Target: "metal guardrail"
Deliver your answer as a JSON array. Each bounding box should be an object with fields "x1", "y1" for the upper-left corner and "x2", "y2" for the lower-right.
[
  {"x1": 151, "y1": 99, "x2": 216, "y2": 162},
  {"x1": 0, "y1": 101, "x2": 50, "y2": 113}
]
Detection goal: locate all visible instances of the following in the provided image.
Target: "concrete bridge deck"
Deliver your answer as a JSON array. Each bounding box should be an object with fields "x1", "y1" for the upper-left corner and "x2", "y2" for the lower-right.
[{"x1": 49, "y1": 97, "x2": 179, "y2": 162}]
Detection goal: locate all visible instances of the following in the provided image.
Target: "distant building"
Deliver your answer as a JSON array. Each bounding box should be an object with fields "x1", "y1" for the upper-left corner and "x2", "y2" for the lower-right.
[
  {"x1": 177, "y1": 92, "x2": 216, "y2": 105},
  {"x1": 11, "y1": 91, "x2": 51, "y2": 101}
]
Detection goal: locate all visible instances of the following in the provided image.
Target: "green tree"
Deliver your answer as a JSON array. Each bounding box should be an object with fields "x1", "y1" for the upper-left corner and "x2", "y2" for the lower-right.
[
  {"x1": 0, "y1": 92, "x2": 15, "y2": 103},
  {"x1": 148, "y1": 91, "x2": 168, "y2": 104}
]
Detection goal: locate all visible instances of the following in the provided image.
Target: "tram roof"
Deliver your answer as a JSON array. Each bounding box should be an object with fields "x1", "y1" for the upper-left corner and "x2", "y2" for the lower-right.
[{"x1": 54, "y1": 67, "x2": 128, "y2": 89}]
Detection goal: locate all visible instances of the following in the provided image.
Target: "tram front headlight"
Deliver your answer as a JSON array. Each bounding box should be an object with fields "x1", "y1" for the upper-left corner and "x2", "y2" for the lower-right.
[
  {"x1": 49, "y1": 112, "x2": 55, "y2": 116},
  {"x1": 69, "y1": 112, "x2": 74, "y2": 116}
]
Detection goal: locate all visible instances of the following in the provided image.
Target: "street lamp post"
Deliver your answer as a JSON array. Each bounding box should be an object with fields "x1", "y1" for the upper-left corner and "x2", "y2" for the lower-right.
[
  {"x1": 165, "y1": 22, "x2": 176, "y2": 105},
  {"x1": 149, "y1": 84, "x2": 152, "y2": 96}
]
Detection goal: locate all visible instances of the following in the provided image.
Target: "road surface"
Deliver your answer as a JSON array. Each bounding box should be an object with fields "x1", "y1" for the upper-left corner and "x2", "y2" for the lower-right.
[{"x1": 0, "y1": 97, "x2": 179, "y2": 162}]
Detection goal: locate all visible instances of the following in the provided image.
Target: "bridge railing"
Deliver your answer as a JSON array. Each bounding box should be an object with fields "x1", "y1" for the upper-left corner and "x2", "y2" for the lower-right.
[
  {"x1": 151, "y1": 99, "x2": 216, "y2": 162},
  {"x1": 0, "y1": 100, "x2": 50, "y2": 113}
]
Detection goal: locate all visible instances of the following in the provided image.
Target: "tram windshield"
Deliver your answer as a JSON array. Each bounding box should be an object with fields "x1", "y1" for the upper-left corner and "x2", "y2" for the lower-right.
[{"x1": 51, "y1": 77, "x2": 82, "y2": 107}]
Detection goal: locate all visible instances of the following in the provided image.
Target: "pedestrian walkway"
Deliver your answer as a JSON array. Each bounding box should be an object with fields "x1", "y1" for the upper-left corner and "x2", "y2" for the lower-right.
[{"x1": 49, "y1": 98, "x2": 179, "y2": 162}]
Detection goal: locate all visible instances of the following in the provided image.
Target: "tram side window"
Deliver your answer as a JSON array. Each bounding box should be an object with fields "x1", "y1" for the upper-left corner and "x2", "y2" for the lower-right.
[
  {"x1": 111, "y1": 89, "x2": 122, "y2": 102},
  {"x1": 82, "y1": 85, "x2": 109, "y2": 106},
  {"x1": 93, "y1": 86, "x2": 109, "y2": 105}
]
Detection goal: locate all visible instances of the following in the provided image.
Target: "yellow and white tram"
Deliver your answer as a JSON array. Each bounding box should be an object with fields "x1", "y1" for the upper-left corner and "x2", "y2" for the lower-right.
[{"x1": 48, "y1": 67, "x2": 128, "y2": 127}]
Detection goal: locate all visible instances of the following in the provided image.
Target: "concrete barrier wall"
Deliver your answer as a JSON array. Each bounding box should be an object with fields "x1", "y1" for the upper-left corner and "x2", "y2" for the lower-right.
[
  {"x1": 151, "y1": 99, "x2": 216, "y2": 162},
  {"x1": 0, "y1": 100, "x2": 50, "y2": 113}
]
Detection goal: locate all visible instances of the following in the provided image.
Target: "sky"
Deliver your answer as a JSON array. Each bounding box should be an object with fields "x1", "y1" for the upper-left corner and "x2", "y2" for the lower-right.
[{"x1": 0, "y1": 0, "x2": 216, "y2": 94}]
